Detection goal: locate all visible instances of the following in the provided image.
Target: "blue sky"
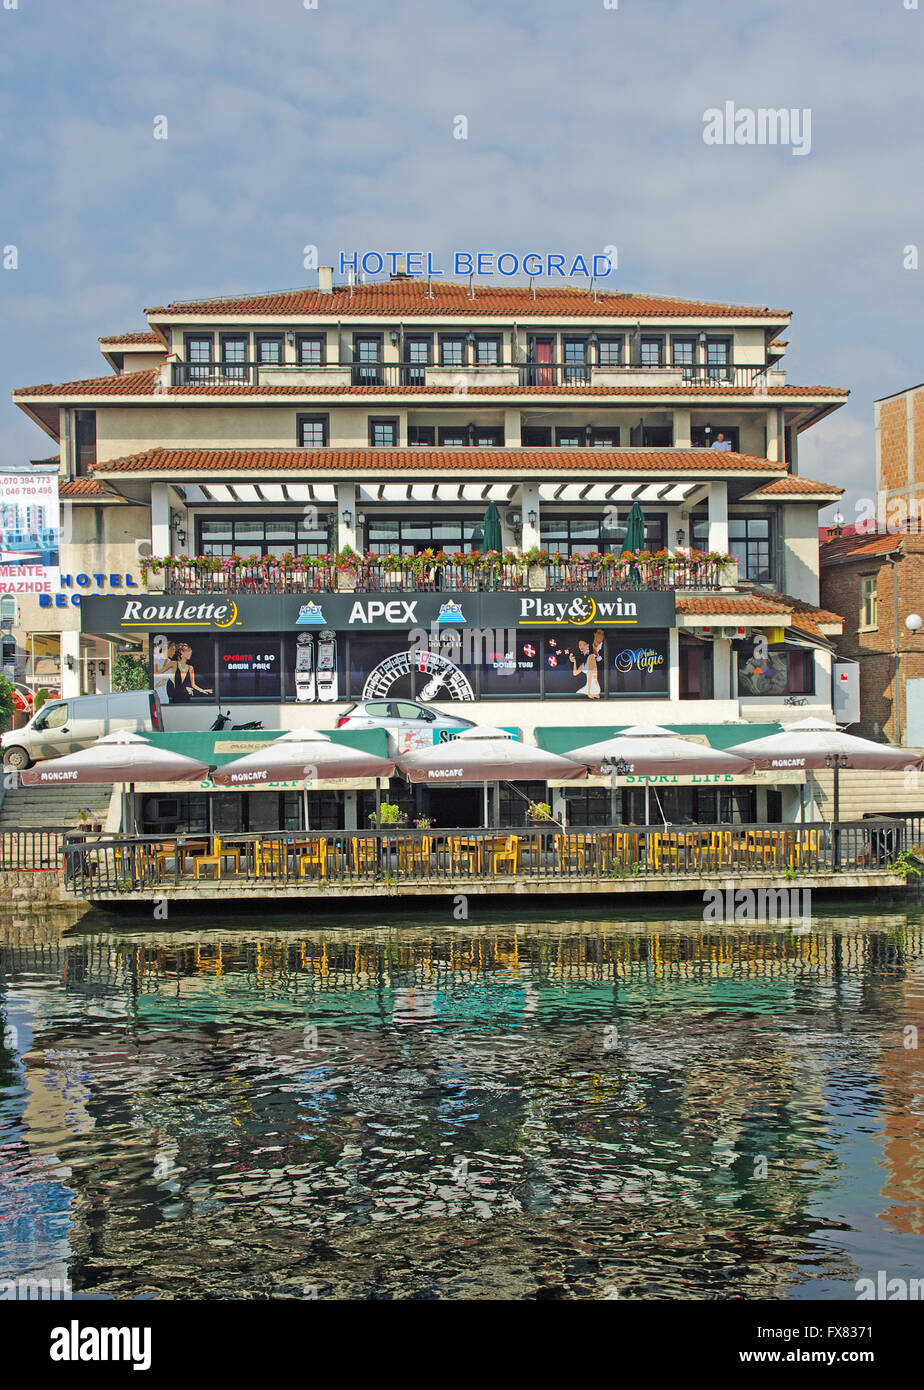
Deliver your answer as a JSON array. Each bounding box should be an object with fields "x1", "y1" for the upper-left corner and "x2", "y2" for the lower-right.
[{"x1": 1, "y1": 0, "x2": 923, "y2": 516}]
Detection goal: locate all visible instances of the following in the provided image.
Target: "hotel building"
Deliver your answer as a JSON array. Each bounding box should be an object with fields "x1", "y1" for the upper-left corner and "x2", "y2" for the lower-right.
[{"x1": 11, "y1": 269, "x2": 852, "y2": 828}]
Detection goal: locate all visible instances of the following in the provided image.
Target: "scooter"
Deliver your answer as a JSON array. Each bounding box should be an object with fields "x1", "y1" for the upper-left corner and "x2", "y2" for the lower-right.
[{"x1": 209, "y1": 710, "x2": 264, "y2": 731}]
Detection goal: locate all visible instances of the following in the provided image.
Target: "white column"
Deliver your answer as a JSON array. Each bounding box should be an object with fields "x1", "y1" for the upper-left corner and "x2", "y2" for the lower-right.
[
  {"x1": 151, "y1": 482, "x2": 171, "y2": 556},
  {"x1": 668, "y1": 628, "x2": 680, "y2": 703},
  {"x1": 504, "y1": 408, "x2": 521, "y2": 445},
  {"x1": 713, "y1": 637, "x2": 732, "y2": 699},
  {"x1": 673, "y1": 408, "x2": 691, "y2": 449},
  {"x1": 61, "y1": 630, "x2": 81, "y2": 698},
  {"x1": 706, "y1": 480, "x2": 728, "y2": 553},
  {"x1": 766, "y1": 408, "x2": 783, "y2": 462},
  {"x1": 520, "y1": 482, "x2": 541, "y2": 550},
  {"x1": 336, "y1": 482, "x2": 358, "y2": 550}
]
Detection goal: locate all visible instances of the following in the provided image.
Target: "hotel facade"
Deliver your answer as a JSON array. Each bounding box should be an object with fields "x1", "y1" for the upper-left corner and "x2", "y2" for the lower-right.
[{"x1": 11, "y1": 270, "x2": 852, "y2": 828}]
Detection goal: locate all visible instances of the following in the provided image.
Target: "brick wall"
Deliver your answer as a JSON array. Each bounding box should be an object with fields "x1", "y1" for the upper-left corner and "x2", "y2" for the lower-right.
[
  {"x1": 879, "y1": 395, "x2": 909, "y2": 494},
  {"x1": 821, "y1": 539, "x2": 924, "y2": 743}
]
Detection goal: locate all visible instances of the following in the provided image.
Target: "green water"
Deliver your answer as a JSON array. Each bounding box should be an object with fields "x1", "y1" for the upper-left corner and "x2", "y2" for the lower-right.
[{"x1": 1, "y1": 898, "x2": 922, "y2": 1300}]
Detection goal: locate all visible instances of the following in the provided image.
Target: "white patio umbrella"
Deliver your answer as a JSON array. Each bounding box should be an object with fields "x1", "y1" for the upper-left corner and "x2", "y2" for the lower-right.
[
  {"x1": 20, "y1": 731, "x2": 212, "y2": 833},
  {"x1": 726, "y1": 716, "x2": 923, "y2": 832},
  {"x1": 210, "y1": 728, "x2": 397, "y2": 828},
  {"x1": 566, "y1": 723, "x2": 756, "y2": 825},
  {"x1": 397, "y1": 725, "x2": 585, "y2": 827}
]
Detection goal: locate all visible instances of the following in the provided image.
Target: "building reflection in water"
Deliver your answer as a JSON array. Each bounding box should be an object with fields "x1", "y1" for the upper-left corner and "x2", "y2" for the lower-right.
[{"x1": 1, "y1": 911, "x2": 923, "y2": 1299}]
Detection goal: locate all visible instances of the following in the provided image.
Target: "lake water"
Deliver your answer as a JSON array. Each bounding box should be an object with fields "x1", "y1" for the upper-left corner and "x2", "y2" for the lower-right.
[{"x1": 1, "y1": 899, "x2": 923, "y2": 1300}]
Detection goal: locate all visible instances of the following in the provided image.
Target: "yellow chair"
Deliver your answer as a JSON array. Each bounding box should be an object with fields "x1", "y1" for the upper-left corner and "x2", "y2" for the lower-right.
[
  {"x1": 256, "y1": 839, "x2": 289, "y2": 876},
  {"x1": 446, "y1": 836, "x2": 479, "y2": 874},
  {"x1": 397, "y1": 836, "x2": 432, "y2": 874},
  {"x1": 213, "y1": 837, "x2": 241, "y2": 874},
  {"x1": 556, "y1": 833, "x2": 591, "y2": 871},
  {"x1": 298, "y1": 837, "x2": 328, "y2": 879},
  {"x1": 351, "y1": 837, "x2": 380, "y2": 875},
  {"x1": 486, "y1": 835, "x2": 519, "y2": 874},
  {"x1": 790, "y1": 827, "x2": 822, "y2": 868},
  {"x1": 193, "y1": 853, "x2": 222, "y2": 880}
]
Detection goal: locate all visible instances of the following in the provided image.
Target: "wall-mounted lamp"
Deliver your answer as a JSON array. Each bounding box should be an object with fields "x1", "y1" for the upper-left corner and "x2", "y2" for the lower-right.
[
  {"x1": 466, "y1": 331, "x2": 476, "y2": 345},
  {"x1": 358, "y1": 513, "x2": 367, "y2": 527},
  {"x1": 389, "y1": 330, "x2": 400, "y2": 345},
  {"x1": 588, "y1": 332, "x2": 598, "y2": 345},
  {"x1": 698, "y1": 331, "x2": 708, "y2": 345},
  {"x1": 65, "y1": 655, "x2": 75, "y2": 671},
  {"x1": 341, "y1": 508, "x2": 353, "y2": 528},
  {"x1": 528, "y1": 509, "x2": 538, "y2": 527},
  {"x1": 286, "y1": 332, "x2": 295, "y2": 346},
  {"x1": 98, "y1": 662, "x2": 106, "y2": 677},
  {"x1": 675, "y1": 527, "x2": 686, "y2": 546},
  {"x1": 584, "y1": 425, "x2": 594, "y2": 443}
]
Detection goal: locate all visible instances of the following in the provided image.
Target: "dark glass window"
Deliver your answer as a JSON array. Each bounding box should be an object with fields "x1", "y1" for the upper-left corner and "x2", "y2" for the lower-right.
[
  {"x1": 369, "y1": 417, "x2": 398, "y2": 447},
  {"x1": 555, "y1": 428, "x2": 583, "y2": 448},
  {"x1": 185, "y1": 334, "x2": 213, "y2": 382},
  {"x1": 405, "y1": 337, "x2": 431, "y2": 385},
  {"x1": 407, "y1": 425, "x2": 435, "y2": 445},
  {"x1": 672, "y1": 338, "x2": 697, "y2": 381},
  {"x1": 590, "y1": 428, "x2": 619, "y2": 447},
  {"x1": 472, "y1": 427, "x2": 503, "y2": 446},
  {"x1": 220, "y1": 335, "x2": 248, "y2": 383},
  {"x1": 680, "y1": 638, "x2": 714, "y2": 699},
  {"x1": 74, "y1": 410, "x2": 96, "y2": 475},
  {"x1": 729, "y1": 516, "x2": 771, "y2": 579},
  {"x1": 353, "y1": 336, "x2": 382, "y2": 386},
  {"x1": 692, "y1": 426, "x2": 740, "y2": 452},
  {"x1": 562, "y1": 338, "x2": 589, "y2": 384},
  {"x1": 474, "y1": 336, "x2": 501, "y2": 365},
  {"x1": 366, "y1": 516, "x2": 480, "y2": 555},
  {"x1": 597, "y1": 337, "x2": 622, "y2": 366},
  {"x1": 297, "y1": 414, "x2": 329, "y2": 448},
  {"x1": 438, "y1": 426, "x2": 468, "y2": 447},
  {"x1": 522, "y1": 426, "x2": 552, "y2": 446},
  {"x1": 737, "y1": 643, "x2": 815, "y2": 696},
  {"x1": 440, "y1": 337, "x2": 465, "y2": 366},
  {"x1": 706, "y1": 338, "x2": 731, "y2": 383},
  {"x1": 541, "y1": 514, "x2": 665, "y2": 555},
  {"x1": 256, "y1": 335, "x2": 283, "y2": 365},
  {"x1": 297, "y1": 335, "x2": 325, "y2": 366},
  {"x1": 218, "y1": 638, "x2": 281, "y2": 700},
  {"x1": 198, "y1": 515, "x2": 331, "y2": 558},
  {"x1": 640, "y1": 338, "x2": 663, "y2": 368}
]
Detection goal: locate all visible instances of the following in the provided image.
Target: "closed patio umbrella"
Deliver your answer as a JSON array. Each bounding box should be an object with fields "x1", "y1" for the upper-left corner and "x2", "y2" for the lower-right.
[
  {"x1": 567, "y1": 723, "x2": 755, "y2": 826},
  {"x1": 482, "y1": 500, "x2": 503, "y2": 554},
  {"x1": 20, "y1": 731, "x2": 212, "y2": 835},
  {"x1": 210, "y1": 728, "x2": 397, "y2": 828},
  {"x1": 397, "y1": 725, "x2": 585, "y2": 827},
  {"x1": 623, "y1": 499, "x2": 646, "y2": 589}
]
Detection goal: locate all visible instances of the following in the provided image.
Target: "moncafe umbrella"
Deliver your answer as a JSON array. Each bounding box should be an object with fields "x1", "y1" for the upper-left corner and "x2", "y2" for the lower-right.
[
  {"x1": 725, "y1": 716, "x2": 923, "y2": 838},
  {"x1": 20, "y1": 731, "x2": 212, "y2": 834},
  {"x1": 210, "y1": 728, "x2": 397, "y2": 829},
  {"x1": 397, "y1": 725, "x2": 586, "y2": 827},
  {"x1": 566, "y1": 723, "x2": 756, "y2": 826}
]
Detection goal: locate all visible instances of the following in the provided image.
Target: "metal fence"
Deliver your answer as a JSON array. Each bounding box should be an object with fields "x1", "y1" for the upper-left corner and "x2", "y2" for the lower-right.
[
  {"x1": 60, "y1": 820, "x2": 908, "y2": 895},
  {"x1": 0, "y1": 826, "x2": 73, "y2": 871}
]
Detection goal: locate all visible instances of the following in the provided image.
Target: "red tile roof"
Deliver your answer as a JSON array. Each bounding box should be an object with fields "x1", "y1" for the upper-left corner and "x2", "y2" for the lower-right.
[
  {"x1": 11, "y1": 368, "x2": 846, "y2": 401},
  {"x1": 58, "y1": 478, "x2": 122, "y2": 499},
  {"x1": 742, "y1": 475, "x2": 843, "y2": 499},
  {"x1": 678, "y1": 591, "x2": 843, "y2": 635},
  {"x1": 98, "y1": 332, "x2": 165, "y2": 346},
  {"x1": 820, "y1": 529, "x2": 910, "y2": 563},
  {"x1": 92, "y1": 446, "x2": 786, "y2": 476},
  {"x1": 145, "y1": 280, "x2": 789, "y2": 320}
]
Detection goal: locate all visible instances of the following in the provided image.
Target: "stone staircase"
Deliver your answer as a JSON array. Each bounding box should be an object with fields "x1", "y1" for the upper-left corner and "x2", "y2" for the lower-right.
[{"x1": 0, "y1": 783, "x2": 111, "y2": 832}]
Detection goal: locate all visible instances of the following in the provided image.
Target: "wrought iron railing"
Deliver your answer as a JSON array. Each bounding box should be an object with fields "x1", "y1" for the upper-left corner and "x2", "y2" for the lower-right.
[
  {"x1": 0, "y1": 826, "x2": 74, "y2": 871},
  {"x1": 61, "y1": 821, "x2": 908, "y2": 896}
]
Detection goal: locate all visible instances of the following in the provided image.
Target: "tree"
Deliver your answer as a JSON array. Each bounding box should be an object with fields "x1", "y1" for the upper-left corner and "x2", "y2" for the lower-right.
[
  {"x1": 111, "y1": 654, "x2": 150, "y2": 692},
  {"x1": 0, "y1": 673, "x2": 13, "y2": 732}
]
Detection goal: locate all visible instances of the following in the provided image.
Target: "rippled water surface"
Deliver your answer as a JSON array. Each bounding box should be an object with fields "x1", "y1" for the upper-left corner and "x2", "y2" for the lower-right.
[{"x1": 1, "y1": 901, "x2": 923, "y2": 1299}]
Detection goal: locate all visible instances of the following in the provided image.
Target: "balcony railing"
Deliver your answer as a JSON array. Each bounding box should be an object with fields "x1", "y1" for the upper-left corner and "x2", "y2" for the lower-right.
[
  {"x1": 60, "y1": 821, "x2": 910, "y2": 898},
  {"x1": 169, "y1": 360, "x2": 778, "y2": 391},
  {"x1": 152, "y1": 553, "x2": 734, "y2": 595}
]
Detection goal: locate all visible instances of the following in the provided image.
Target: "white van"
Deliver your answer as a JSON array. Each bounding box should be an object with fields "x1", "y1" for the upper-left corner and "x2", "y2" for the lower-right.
[{"x1": 1, "y1": 690, "x2": 164, "y2": 770}]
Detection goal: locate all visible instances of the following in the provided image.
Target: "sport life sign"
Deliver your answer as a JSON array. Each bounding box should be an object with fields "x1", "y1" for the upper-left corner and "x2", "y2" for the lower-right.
[{"x1": 80, "y1": 590, "x2": 677, "y2": 633}]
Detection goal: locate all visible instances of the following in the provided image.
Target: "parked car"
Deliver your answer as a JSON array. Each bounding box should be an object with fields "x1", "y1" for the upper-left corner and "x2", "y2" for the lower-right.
[
  {"x1": 1, "y1": 689, "x2": 163, "y2": 770},
  {"x1": 335, "y1": 700, "x2": 476, "y2": 732}
]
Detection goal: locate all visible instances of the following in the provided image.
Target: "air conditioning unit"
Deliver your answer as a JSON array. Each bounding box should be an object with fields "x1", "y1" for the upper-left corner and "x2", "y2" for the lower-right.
[
  {"x1": 720, "y1": 625, "x2": 747, "y2": 640},
  {"x1": 136, "y1": 539, "x2": 153, "y2": 561}
]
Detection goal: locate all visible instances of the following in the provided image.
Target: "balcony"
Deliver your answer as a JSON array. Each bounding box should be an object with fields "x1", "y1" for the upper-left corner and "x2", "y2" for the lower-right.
[
  {"x1": 169, "y1": 360, "x2": 782, "y2": 392},
  {"x1": 146, "y1": 552, "x2": 736, "y2": 596}
]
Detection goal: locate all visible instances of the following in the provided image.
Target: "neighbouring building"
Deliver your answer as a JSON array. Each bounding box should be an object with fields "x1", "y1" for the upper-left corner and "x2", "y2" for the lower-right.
[
  {"x1": 876, "y1": 381, "x2": 924, "y2": 532},
  {"x1": 10, "y1": 269, "x2": 856, "y2": 829}
]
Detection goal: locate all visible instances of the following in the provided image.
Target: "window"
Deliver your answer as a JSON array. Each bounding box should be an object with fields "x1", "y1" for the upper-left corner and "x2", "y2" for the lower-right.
[
  {"x1": 198, "y1": 515, "x2": 331, "y2": 558},
  {"x1": 472, "y1": 426, "x2": 503, "y2": 446},
  {"x1": 680, "y1": 638, "x2": 714, "y2": 699},
  {"x1": 407, "y1": 425, "x2": 435, "y2": 446},
  {"x1": 597, "y1": 337, "x2": 622, "y2": 367},
  {"x1": 541, "y1": 514, "x2": 666, "y2": 556},
  {"x1": 521, "y1": 426, "x2": 552, "y2": 446},
  {"x1": 438, "y1": 426, "x2": 468, "y2": 447},
  {"x1": 220, "y1": 335, "x2": 248, "y2": 383},
  {"x1": 352, "y1": 335, "x2": 382, "y2": 386},
  {"x1": 439, "y1": 336, "x2": 465, "y2": 367},
  {"x1": 256, "y1": 335, "x2": 283, "y2": 365},
  {"x1": 184, "y1": 334, "x2": 213, "y2": 383},
  {"x1": 34, "y1": 702, "x2": 68, "y2": 730},
  {"x1": 640, "y1": 337, "x2": 664, "y2": 368},
  {"x1": 729, "y1": 517, "x2": 771, "y2": 580},
  {"x1": 706, "y1": 338, "x2": 731, "y2": 383},
  {"x1": 672, "y1": 338, "x2": 697, "y2": 381},
  {"x1": 404, "y1": 336, "x2": 431, "y2": 386},
  {"x1": 474, "y1": 335, "x2": 501, "y2": 365},
  {"x1": 74, "y1": 410, "x2": 96, "y2": 475},
  {"x1": 636, "y1": 425, "x2": 674, "y2": 447},
  {"x1": 860, "y1": 575, "x2": 878, "y2": 629},
  {"x1": 555, "y1": 427, "x2": 583, "y2": 447},
  {"x1": 366, "y1": 516, "x2": 482, "y2": 555},
  {"x1": 369, "y1": 416, "x2": 399, "y2": 447},
  {"x1": 589, "y1": 427, "x2": 619, "y2": 447},
  {"x1": 562, "y1": 338, "x2": 589, "y2": 384},
  {"x1": 297, "y1": 414, "x2": 329, "y2": 448},
  {"x1": 691, "y1": 426, "x2": 740, "y2": 452},
  {"x1": 297, "y1": 335, "x2": 325, "y2": 366}
]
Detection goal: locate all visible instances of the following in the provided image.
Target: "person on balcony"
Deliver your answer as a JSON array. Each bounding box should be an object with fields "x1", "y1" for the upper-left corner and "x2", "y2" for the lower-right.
[{"x1": 710, "y1": 432, "x2": 733, "y2": 451}]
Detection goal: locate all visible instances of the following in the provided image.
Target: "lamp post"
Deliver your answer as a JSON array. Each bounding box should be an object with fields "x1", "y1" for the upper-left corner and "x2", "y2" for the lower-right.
[{"x1": 825, "y1": 751, "x2": 849, "y2": 867}]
